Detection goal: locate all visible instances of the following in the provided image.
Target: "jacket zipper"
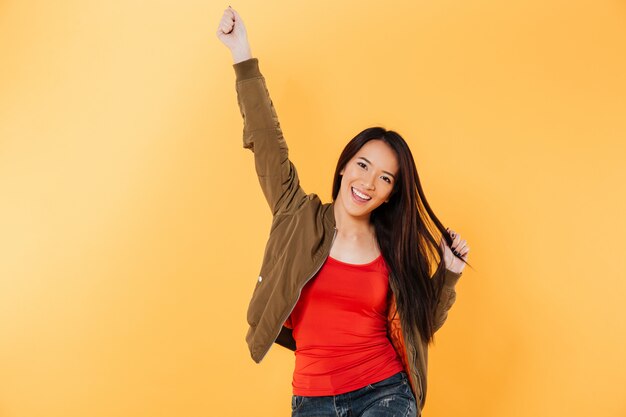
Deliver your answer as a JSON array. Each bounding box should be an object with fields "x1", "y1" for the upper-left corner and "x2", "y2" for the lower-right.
[{"x1": 258, "y1": 226, "x2": 338, "y2": 361}]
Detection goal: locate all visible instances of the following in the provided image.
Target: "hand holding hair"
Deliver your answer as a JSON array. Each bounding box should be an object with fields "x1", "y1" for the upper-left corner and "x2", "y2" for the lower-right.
[
  {"x1": 441, "y1": 228, "x2": 470, "y2": 274},
  {"x1": 216, "y1": 6, "x2": 252, "y2": 64}
]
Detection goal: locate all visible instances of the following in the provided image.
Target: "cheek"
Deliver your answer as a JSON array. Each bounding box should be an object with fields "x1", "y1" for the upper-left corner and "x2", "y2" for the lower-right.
[
  {"x1": 341, "y1": 168, "x2": 359, "y2": 184},
  {"x1": 380, "y1": 186, "x2": 394, "y2": 200},
  {"x1": 340, "y1": 176, "x2": 352, "y2": 194}
]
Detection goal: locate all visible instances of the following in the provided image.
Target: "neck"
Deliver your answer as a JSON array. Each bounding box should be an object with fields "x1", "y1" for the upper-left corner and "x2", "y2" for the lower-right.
[{"x1": 332, "y1": 199, "x2": 374, "y2": 237}]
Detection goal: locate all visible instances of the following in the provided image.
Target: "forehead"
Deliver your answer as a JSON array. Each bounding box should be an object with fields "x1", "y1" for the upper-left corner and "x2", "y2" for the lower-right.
[{"x1": 355, "y1": 140, "x2": 399, "y2": 172}]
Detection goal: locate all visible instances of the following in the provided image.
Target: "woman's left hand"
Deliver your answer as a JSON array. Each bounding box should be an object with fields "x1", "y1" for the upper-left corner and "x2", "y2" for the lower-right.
[{"x1": 441, "y1": 228, "x2": 470, "y2": 274}]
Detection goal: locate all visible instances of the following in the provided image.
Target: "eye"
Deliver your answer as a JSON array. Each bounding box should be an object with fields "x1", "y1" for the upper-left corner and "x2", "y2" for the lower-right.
[
  {"x1": 357, "y1": 162, "x2": 367, "y2": 169},
  {"x1": 381, "y1": 176, "x2": 392, "y2": 184}
]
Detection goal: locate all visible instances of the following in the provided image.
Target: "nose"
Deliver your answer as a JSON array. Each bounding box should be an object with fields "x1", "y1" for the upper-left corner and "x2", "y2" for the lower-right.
[{"x1": 362, "y1": 173, "x2": 376, "y2": 190}]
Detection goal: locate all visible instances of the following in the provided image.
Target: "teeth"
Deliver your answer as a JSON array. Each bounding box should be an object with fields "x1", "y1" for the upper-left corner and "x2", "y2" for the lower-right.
[{"x1": 352, "y1": 187, "x2": 371, "y2": 200}]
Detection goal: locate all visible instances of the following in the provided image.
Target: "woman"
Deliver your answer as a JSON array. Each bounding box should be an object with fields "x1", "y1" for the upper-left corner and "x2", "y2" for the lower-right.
[{"x1": 217, "y1": 7, "x2": 470, "y2": 417}]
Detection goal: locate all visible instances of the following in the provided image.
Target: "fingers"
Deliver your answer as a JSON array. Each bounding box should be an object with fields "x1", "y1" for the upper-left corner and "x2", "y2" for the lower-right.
[
  {"x1": 446, "y1": 228, "x2": 470, "y2": 258},
  {"x1": 218, "y1": 9, "x2": 235, "y2": 34},
  {"x1": 230, "y1": 7, "x2": 242, "y2": 21},
  {"x1": 217, "y1": 6, "x2": 240, "y2": 34},
  {"x1": 451, "y1": 237, "x2": 467, "y2": 257}
]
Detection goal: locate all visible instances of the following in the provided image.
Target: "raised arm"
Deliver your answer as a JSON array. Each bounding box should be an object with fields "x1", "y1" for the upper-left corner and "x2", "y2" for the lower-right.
[{"x1": 217, "y1": 7, "x2": 307, "y2": 215}]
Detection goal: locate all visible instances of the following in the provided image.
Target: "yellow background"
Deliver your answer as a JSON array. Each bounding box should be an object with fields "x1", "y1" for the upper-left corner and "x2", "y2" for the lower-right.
[{"x1": 1, "y1": 1, "x2": 625, "y2": 416}]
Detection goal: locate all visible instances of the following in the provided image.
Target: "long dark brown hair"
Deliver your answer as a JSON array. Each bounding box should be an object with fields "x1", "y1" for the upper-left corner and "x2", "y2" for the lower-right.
[{"x1": 332, "y1": 127, "x2": 469, "y2": 345}]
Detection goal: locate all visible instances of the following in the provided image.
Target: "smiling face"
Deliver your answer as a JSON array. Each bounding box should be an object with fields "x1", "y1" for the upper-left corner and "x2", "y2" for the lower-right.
[{"x1": 337, "y1": 139, "x2": 399, "y2": 221}]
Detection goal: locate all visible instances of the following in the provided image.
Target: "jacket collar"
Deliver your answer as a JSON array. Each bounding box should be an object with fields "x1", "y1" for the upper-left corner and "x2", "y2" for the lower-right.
[{"x1": 324, "y1": 200, "x2": 337, "y2": 230}]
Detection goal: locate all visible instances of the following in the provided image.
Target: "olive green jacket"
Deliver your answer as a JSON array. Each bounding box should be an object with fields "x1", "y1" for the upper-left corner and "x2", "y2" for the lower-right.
[{"x1": 233, "y1": 57, "x2": 462, "y2": 415}]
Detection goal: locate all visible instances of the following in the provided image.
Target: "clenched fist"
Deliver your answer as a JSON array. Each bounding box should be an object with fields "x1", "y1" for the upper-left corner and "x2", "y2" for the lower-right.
[{"x1": 216, "y1": 6, "x2": 252, "y2": 64}]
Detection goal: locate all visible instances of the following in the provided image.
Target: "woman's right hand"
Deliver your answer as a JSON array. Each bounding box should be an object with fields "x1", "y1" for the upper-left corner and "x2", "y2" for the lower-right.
[{"x1": 216, "y1": 6, "x2": 252, "y2": 64}]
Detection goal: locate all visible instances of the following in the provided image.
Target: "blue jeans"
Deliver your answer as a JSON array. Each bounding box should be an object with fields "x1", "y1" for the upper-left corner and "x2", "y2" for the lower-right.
[{"x1": 291, "y1": 371, "x2": 417, "y2": 417}]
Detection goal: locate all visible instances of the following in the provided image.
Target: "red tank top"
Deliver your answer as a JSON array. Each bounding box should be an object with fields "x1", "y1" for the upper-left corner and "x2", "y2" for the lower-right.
[{"x1": 286, "y1": 253, "x2": 404, "y2": 396}]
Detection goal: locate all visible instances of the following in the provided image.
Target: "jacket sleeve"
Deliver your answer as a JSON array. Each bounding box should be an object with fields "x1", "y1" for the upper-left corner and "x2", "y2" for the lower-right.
[
  {"x1": 433, "y1": 268, "x2": 463, "y2": 333},
  {"x1": 234, "y1": 58, "x2": 307, "y2": 215}
]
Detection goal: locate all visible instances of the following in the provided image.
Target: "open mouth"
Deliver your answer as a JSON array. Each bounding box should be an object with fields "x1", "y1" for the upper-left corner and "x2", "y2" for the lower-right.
[{"x1": 351, "y1": 187, "x2": 372, "y2": 202}]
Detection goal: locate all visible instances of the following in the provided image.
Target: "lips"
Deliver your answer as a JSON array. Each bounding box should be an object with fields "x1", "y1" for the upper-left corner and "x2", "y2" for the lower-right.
[{"x1": 351, "y1": 187, "x2": 371, "y2": 202}]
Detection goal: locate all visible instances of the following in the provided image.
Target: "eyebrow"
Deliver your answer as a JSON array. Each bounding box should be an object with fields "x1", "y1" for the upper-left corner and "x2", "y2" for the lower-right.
[{"x1": 358, "y1": 157, "x2": 396, "y2": 180}]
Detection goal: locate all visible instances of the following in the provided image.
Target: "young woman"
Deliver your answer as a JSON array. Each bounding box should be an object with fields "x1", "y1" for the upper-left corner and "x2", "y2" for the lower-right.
[{"x1": 217, "y1": 7, "x2": 470, "y2": 417}]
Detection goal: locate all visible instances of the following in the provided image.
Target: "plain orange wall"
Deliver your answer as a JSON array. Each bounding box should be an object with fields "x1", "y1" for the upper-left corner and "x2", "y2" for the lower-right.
[{"x1": 1, "y1": 1, "x2": 625, "y2": 416}]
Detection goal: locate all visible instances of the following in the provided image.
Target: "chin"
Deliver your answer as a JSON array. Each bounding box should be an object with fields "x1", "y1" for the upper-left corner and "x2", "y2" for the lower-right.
[{"x1": 345, "y1": 197, "x2": 379, "y2": 217}]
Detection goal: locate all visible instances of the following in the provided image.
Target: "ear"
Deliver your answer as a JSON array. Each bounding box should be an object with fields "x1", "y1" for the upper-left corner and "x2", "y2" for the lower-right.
[{"x1": 340, "y1": 168, "x2": 344, "y2": 175}]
